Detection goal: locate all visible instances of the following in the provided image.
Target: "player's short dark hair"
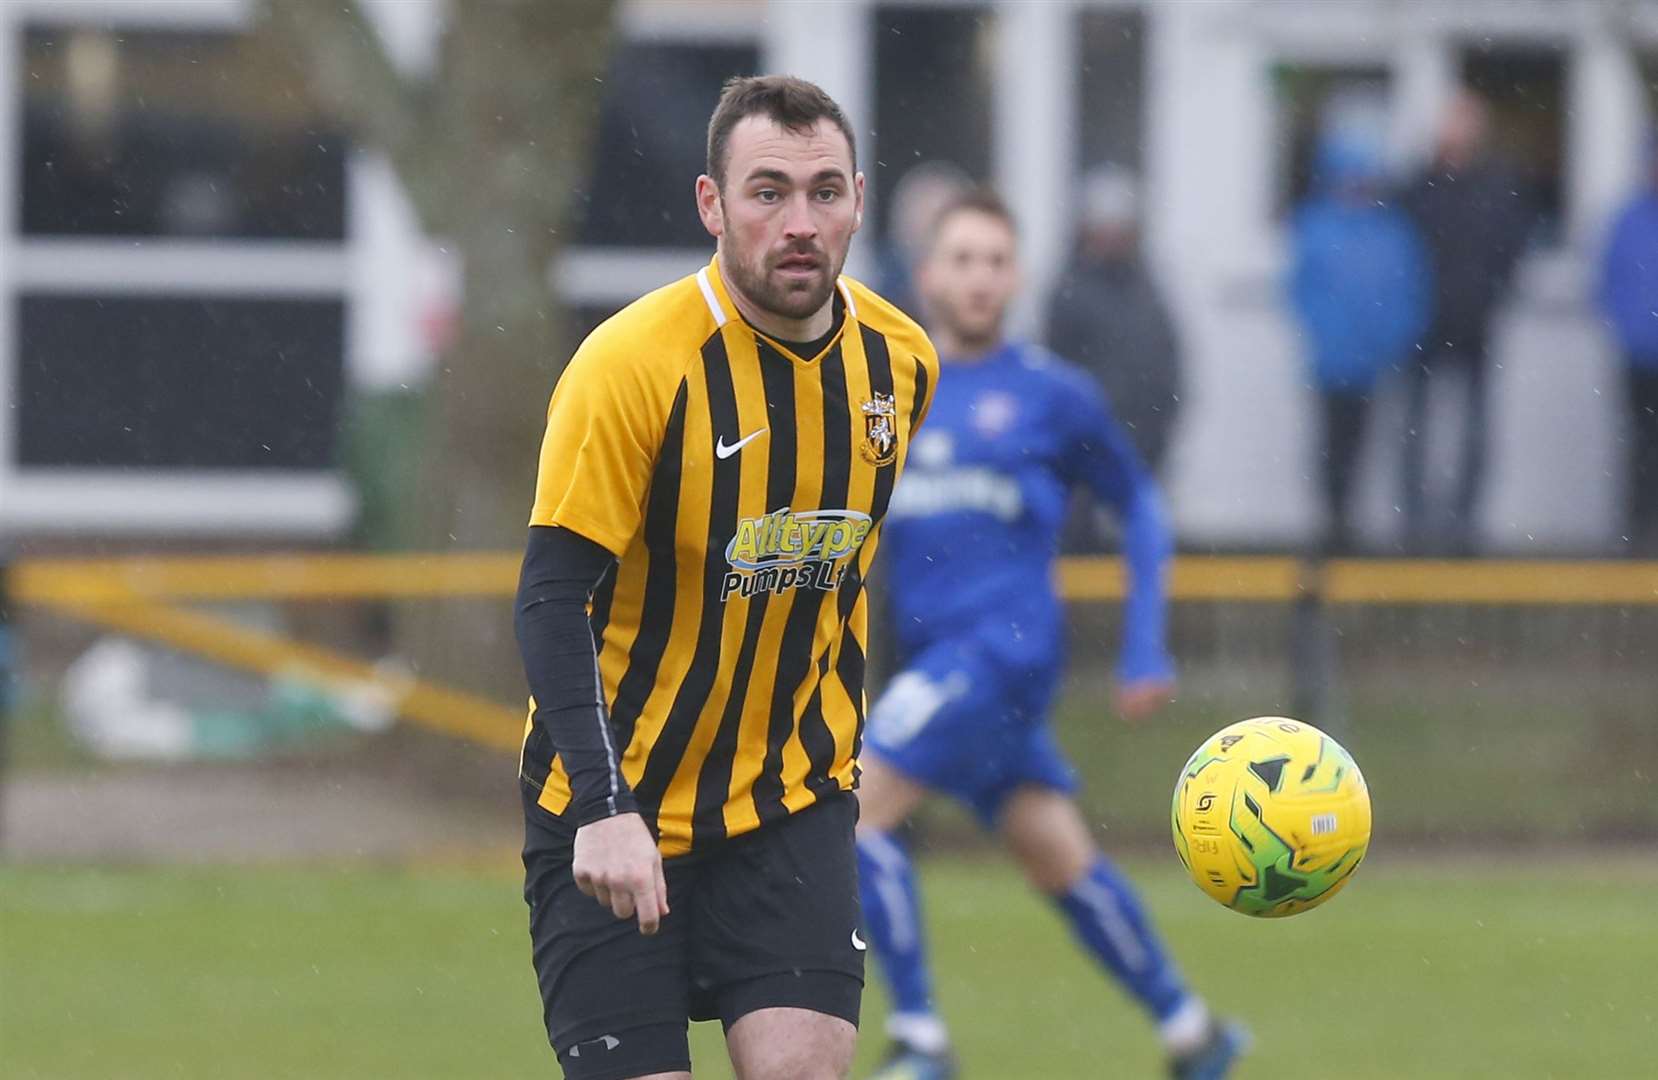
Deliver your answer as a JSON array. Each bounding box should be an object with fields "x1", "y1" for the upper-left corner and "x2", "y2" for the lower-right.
[
  {"x1": 929, "y1": 187, "x2": 1018, "y2": 249},
  {"x1": 707, "y1": 75, "x2": 858, "y2": 190}
]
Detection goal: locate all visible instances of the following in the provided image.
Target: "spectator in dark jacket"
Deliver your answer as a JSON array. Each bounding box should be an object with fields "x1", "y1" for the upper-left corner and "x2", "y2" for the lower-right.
[
  {"x1": 1399, "y1": 90, "x2": 1540, "y2": 554},
  {"x1": 1289, "y1": 128, "x2": 1432, "y2": 555},
  {"x1": 1597, "y1": 133, "x2": 1658, "y2": 556},
  {"x1": 1045, "y1": 166, "x2": 1184, "y2": 476}
]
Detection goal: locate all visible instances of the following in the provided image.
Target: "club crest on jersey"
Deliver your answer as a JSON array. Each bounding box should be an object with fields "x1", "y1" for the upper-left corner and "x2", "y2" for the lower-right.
[
  {"x1": 972, "y1": 391, "x2": 1019, "y2": 438},
  {"x1": 860, "y1": 393, "x2": 899, "y2": 466}
]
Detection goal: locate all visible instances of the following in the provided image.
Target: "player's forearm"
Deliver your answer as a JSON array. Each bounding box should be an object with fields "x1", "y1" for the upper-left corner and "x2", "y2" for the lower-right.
[
  {"x1": 1117, "y1": 488, "x2": 1174, "y2": 682},
  {"x1": 515, "y1": 526, "x2": 638, "y2": 824}
]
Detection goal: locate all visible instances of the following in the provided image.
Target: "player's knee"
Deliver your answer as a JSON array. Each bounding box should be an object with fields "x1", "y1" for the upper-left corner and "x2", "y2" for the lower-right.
[
  {"x1": 1001, "y1": 790, "x2": 1096, "y2": 892},
  {"x1": 1006, "y1": 837, "x2": 1078, "y2": 893},
  {"x1": 735, "y1": 1041, "x2": 851, "y2": 1080},
  {"x1": 1026, "y1": 857, "x2": 1087, "y2": 895},
  {"x1": 728, "y1": 1005, "x2": 855, "y2": 1080}
]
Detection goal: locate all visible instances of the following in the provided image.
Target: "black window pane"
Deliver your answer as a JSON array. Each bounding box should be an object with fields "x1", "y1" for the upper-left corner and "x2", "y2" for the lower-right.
[
  {"x1": 18, "y1": 296, "x2": 345, "y2": 469},
  {"x1": 572, "y1": 303, "x2": 623, "y2": 342},
  {"x1": 19, "y1": 26, "x2": 346, "y2": 240},
  {"x1": 872, "y1": 5, "x2": 996, "y2": 242},
  {"x1": 575, "y1": 42, "x2": 760, "y2": 247},
  {"x1": 1461, "y1": 45, "x2": 1565, "y2": 237},
  {"x1": 1637, "y1": 49, "x2": 1658, "y2": 119},
  {"x1": 1076, "y1": 8, "x2": 1146, "y2": 176}
]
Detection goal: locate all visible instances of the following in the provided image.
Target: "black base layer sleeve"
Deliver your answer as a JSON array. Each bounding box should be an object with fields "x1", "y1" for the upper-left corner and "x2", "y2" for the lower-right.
[{"x1": 514, "y1": 524, "x2": 638, "y2": 825}]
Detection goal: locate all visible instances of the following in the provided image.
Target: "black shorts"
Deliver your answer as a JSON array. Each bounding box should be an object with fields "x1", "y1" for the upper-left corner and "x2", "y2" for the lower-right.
[{"x1": 521, "y1": 786, "x2": 864, "y2": 1080}]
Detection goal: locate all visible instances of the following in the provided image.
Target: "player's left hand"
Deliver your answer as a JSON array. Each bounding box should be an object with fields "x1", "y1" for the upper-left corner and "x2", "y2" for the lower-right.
[{"x1": 1114, "y1": 678, "x2": 1175, "y2": 722}]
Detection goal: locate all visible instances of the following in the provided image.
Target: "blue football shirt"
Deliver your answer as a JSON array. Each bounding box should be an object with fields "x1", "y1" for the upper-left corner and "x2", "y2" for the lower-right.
[{"x1": 882, "y1": 341, "x2": 1172, "y2": 684}]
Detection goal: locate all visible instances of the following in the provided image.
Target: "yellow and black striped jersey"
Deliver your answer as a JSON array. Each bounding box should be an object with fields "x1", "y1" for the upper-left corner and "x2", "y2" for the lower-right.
[{"x1": 523, "y1": 255, "x2": 939, "y2": 857}]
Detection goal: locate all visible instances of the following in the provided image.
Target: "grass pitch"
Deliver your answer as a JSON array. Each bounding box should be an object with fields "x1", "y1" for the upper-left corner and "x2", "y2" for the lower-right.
[{"x1": 3, "y1": 855, "x2": 1654, "y2": 1079}]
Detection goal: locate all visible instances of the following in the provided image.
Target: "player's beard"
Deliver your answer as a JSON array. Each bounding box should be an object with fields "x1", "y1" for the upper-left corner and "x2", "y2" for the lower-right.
[
  {"x1": 724, "y1": 236, "x2": 845, "y2": 323},
  {"x1": 934, "y1": 293, "x2": 1004, "y2": 353}
]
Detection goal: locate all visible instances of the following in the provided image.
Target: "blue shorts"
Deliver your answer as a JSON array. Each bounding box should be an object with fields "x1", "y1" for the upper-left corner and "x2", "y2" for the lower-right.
[{"x1": 863, "y1": 636, "x2": 1075, "y2": 826}]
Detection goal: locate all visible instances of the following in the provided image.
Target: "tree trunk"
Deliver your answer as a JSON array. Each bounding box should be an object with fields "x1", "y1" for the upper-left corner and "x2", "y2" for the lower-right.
[{"x1": 258, "y1": 0, "x2": 615, "y2": 698}]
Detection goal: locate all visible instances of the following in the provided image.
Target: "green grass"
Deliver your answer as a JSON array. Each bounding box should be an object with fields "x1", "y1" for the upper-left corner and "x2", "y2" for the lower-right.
[
  {"x1": 4, "y1": 856, "x2": 1655, "y2": 1079},
  {"x1": 1046, "y1": 672, "x2": 1658, "y2": 846}
]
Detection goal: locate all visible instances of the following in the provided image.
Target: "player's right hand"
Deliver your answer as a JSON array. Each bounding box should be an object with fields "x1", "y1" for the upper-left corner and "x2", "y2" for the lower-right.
[
  {"x1": 572, "y1": 812, "x2": 669, "y2": 935},
  {"x1": 1114, "y1": 677, "x2": 1176, "y2": 722}
]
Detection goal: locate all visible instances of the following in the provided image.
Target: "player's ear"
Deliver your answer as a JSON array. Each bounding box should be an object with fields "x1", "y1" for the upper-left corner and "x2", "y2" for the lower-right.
[
  {"x1": 695, "y1": 174, "x2": 724, "y2": 238},
  {"x1": 852, "y1": 171, "x2": 866, "y2": 232}
]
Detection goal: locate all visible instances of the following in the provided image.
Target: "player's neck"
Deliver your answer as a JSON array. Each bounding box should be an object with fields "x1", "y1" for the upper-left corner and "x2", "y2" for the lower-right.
[
  {"x1": 933, "y1": 328, "x2": 1004, "y2": 364},
  {"x1": 717, "y1": 254, "x2": 835, "y2": 342}
]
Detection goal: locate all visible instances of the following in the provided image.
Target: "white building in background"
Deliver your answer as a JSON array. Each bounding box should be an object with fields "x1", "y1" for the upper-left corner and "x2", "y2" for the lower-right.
[
  {"x1": 1, "y1": 0, "x2": 1654, "y2": 552},
  {"x1": 760, "y1": 0, "x2": 1658, "y2": 554},
  {"x1": 0, "y1": 0, "x2": 359, "y2": 538}
]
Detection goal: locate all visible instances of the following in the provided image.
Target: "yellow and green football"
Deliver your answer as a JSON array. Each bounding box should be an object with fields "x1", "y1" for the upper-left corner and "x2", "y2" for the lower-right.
[{"x1": 1172, "y1": 717, "x2": 1371, "y2": 917}]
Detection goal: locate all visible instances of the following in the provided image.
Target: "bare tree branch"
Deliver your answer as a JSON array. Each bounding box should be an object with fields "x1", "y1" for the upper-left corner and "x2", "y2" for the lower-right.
[
  {"x1": 429, "y1": 0, "x2": 614, "y2": 231},
  {"x1": 257, "y1": 0, "x2": 449, "y2": 225},
  {"x1": 253, "y1": 0, "x2": 617, "y2": 688}
]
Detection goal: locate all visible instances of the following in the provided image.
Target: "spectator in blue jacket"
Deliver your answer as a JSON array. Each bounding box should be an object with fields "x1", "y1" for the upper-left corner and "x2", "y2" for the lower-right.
[
  {"x1": 1289, "y1": 127, "x2": 1432, "y2": 554},
  {"x1": 1598, "y1": 132, "x2": 1658, "y2": 556}
]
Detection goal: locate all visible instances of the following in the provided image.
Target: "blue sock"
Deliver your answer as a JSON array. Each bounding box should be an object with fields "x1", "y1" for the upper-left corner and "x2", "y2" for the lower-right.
[
  {"x1": 856, "y1": 829, "x2": 936, "y2": 1019},
  {"x1": 1054, "y1": 855, "x2": 1192, "y2": 1021}
]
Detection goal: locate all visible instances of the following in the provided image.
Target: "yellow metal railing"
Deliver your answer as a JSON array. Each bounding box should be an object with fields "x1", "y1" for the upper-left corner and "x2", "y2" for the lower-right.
[
  {"x1": 13, "y1": 552, "x2": 1658, "y2": 753},
  {"x1": 1055, "y1": 556, "x2": 1658, "y2": 605},
  {"x1": 18, "y1": 552, "x2": 1658, "y2": 608}
]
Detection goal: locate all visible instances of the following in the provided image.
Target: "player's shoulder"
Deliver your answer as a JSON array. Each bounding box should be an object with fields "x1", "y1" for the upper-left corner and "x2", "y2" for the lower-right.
[
  {"x1": 1011, "y1": 343, "x2": 1105, "y2": 402},
  {"x1": 569, "y1": 269, "x2": 719, "y2": 384},
  {"x1": 840, "y1": 275, "x2": 939, "y2": 372}
]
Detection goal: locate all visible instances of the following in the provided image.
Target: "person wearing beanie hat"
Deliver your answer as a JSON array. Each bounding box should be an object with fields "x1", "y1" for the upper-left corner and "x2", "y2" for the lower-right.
[{"x1": 1045, "y1": 165, "x2": 1185, "y2": 481}]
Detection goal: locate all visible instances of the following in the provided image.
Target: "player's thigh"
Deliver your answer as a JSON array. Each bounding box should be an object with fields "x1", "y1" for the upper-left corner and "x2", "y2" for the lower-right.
[
  {"x1": 999, "y1": 784, "x2": 1097, "y2": 892},
  {"x1": 725, "y1": 1006, "x2": 856, "y2": 1080},
  {"x1": 522, "y1": 793, "x2": 696, "y2": 1078},
  {"x1": 690, "y1": 793, "x2": 865, "y2": 1032}
]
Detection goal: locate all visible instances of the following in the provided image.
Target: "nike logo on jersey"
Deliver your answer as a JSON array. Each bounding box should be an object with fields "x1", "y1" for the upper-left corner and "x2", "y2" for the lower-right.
[
  {"x1": 851, "y1": 929, "x2": 868, "y2": 951},
  {"x1": 715, "y1": 428, "x2": 768, "y2": 459}
]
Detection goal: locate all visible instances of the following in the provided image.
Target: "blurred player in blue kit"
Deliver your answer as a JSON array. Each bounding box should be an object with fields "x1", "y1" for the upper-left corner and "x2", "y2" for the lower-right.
[{"x1": 856, "y1": 191, "x2": 1247, "y2": 1080}]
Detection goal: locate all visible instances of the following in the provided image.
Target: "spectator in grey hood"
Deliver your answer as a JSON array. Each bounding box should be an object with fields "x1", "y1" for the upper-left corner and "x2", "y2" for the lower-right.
[{"x1": 1045, "y1": 165, "x2": 1185, "y2": 478}]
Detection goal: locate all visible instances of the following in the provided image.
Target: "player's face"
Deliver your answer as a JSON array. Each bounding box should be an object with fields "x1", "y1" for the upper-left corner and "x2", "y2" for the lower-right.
[
  {"x1": 697, "y1": 116, "x2": 864, "y2": 325},
  {"x1": 918, "y1": 209, "x2": 1019, "y2": 350}
]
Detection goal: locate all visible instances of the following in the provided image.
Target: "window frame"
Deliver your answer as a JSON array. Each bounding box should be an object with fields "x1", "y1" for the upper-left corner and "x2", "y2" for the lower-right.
[{"x1": 0, "y1": 0, "x2": 354, "y2": 537}]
